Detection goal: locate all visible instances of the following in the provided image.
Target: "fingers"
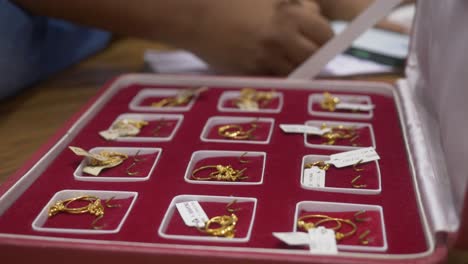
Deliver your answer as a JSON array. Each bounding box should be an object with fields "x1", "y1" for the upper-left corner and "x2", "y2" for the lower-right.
[
  {"x1": 191, "y1": 0, "x2": 335, "y2": 77},
  {"x1": 376, "y1": 20, "x2": 410, "y2": 34},
  {"x1": 281, "y1": 1, "x2": 334, "y2": 45},
  {"x1": 297, "y1": 11, "x2": 334, "y2": 46},
  {"x1": 281, "y1": 33, "x2": 319, "y2": 66},
  {"x1": 273, "y1": 0, "x2": 333, "y2": 70},
  {"x1": 265, "y1": 53, "x2": 296, "y2": 76},
  {"x1": 243, "y1": 49, "x2": 295, "y2": 76}
]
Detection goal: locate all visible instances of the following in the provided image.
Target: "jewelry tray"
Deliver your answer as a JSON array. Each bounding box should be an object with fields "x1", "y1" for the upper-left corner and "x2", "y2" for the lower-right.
[{"x1": 0, "y1": 74, "x2": 441, "y2": 263}]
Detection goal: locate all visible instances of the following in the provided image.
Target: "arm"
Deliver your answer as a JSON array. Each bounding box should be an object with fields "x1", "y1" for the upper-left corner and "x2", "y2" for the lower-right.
[
  {"x1": 13, "y1": 0, "x2": 203, "y2": 47},
  {"x1": 14, "y1": 0, "x2": 334, "y2": 75}
]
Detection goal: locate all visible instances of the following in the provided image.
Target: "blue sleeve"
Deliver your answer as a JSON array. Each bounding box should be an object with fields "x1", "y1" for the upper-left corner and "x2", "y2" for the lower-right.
[{"x1": 0, "y1": 1, "x2": 112, "y2": 99}]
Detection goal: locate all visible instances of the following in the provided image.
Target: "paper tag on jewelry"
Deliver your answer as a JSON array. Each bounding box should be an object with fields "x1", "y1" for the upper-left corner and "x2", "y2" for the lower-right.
[
  {"x1": 336, "y1": 102, "x2": 375, "y2": 111},
  {"x1": 237, "y1": 100, "x2": 259, "y2": 110},
  {"x1": 69, "y1": 146, "x2": 107, "y2": 162},
  {"x1": 99, "y1": 130, "x2": 121, "y2": 140},
  {"x1": 83, "y1": 166, "x2": 108, "y2": 176},
  {"x1": 308, "y1": 227, "x2": 338, "y2": 254},
  {"x1": 176, "y1": 201, "x2": 209, "y2": 228},
  {"x1": 303, "y1": 167, "x2": 326, "y2": 188},
  {"x1": 273, "y1": 232, "x2": 310, "y2": 246},
  {"x1": 82, "y1": 159, "x2": 124, "y2": 176},
  {"x1": 280, "y1": 124, "x2": 331, "y2": 135},
  {"x1": 327, "y1": 147, "x2": 379, "y2": 168}
]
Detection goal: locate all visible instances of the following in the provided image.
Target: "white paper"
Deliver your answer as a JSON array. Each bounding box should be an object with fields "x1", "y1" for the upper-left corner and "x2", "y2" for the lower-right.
[
  {"x1": 144, "y1": 49, "x2": 396, "y2": 77},
  {"x1": 273, "y1": 232, "x2": 309, "y2": 246},
  {"x1": 321, "y1": 54, "x2": 394, "y2": 76},
  {"x1": 68, "y1": 146, "x2": 107, "y2": 162},
  {"x1": 280, "y1": 124, "x2": 331, "y2": 135},
  {"x1": 288, "y1": 0, "x2": 402, "y2": 79},
  {"x1": 144, "y1": 50, "x2": 212, "y2": 74},
  {"x1": 336, "y1": 102, "x2": 375, "y2": 111},
  {"x1": 303, "y1": 167, "x2": 326, "y2": 188},
  {"x1": 98, "y1": 130, "x2": 120, "y2": 140},
  {"x1": 175, "y1": 201, "x2": 209, "y2": 228},
  {"x1": 328, "y1": 147, "x2": 380, "y2": 168},
  {"x1": 82, "y1": 159, "x2": 124, "y2": 176},
  {"x1": 308, "y1": 227, "x2": 338, "y2": 254}
]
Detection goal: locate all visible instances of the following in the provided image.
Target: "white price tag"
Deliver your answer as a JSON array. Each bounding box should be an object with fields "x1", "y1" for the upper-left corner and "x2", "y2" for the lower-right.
[
  {"x1": 303, "y1": 167, "x2": 326, "y2": 188},
  {"x1": 336, "y1": 102, "x2": 375, "y2": 111},
  {"x1": 280, "y1": 124, "x2": 331, "y2": 135},
  {"x1": 68, "y1": 146, "x2": 107, "y2": 162},
  {"x1": 273, "y1": 232, "x2": 309, "y2": 246},
  {"x1": 82, "y1": 159, "x2": 124, "y2": 176},
  {"x1": 237, "y1": 100, "x2": 259, "y2": 110},
  {"x1": 99, "y1": 130, "x2": 120, "y2": 140},
  {"x1": 175, "y1": 201, "x2": 209, "y2": 228},
  {"x1": 308, "y1": 227, "x2": 338, "y2": 254},
  {"x1": 328, "y1": 147, "x2": 380, "y2": 168}
]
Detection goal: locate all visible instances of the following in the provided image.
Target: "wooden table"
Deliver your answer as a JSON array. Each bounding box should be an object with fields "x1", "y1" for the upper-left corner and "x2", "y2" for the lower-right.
[
  {"x1": 1, "y1": 37, "x2": 466, "y2": 262},
  {"x1": 0, "y1": 38, "x2": 168, "y2": 183}
]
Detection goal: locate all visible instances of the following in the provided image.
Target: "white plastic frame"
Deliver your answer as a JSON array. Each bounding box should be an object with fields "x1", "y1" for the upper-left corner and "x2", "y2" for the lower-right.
[
  {"x1": 294, "y1": 201, "x2": 387, "y2": 252},
  {"x1": 73, "y1": 147, "x2": 162, "y2": 182},
  {"x1": 217, "y1": 90, "x2": 284, "y2": 114},
  {"x1": 158, "y1": 194, "x2": 257, "y2": 243},
  {"x1": 32, "y1": 189, "x2": 138, "y2": 234},
  {"x1": 184, "y1": 150, "x2": 266, "y2": 185},
  {"x1": 200, "y1": 116, "x2": 275, "y2": 144},
  {"x1": 105, "y1": 113, "x2": 183, "y2": 142},
  {"x1": 308, "y1": 93, "x2": 374, "y2": 120},
  {"x1": 304, "y1": 120, "x2": 376, "y2": 151},
  {"x1": 301, "y1": 154, "x2": 381, "y2": 195},
  {"x1": 129, "y1": 88, "x2": 197, "y2": 112}
]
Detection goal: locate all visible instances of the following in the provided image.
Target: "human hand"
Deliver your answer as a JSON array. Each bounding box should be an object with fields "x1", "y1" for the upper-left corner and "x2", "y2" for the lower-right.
[{"x1": 182, "y1": 0, "x2": 333, "y2": 76}]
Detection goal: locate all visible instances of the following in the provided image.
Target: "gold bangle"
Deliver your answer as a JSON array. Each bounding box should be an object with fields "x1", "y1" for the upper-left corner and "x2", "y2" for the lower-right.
[
  {"x1": 48, "y1": 195, "x2": 99, "y2": 216},
  {"x1": 313, "y1": 217, "x2": 344, "y2": 232},
  {"x1": 334, "y1": 218, "x2": 358, "y2": 241},
  {"x1": 297, "y1": 214, "x2": 341, "y2": 231}
]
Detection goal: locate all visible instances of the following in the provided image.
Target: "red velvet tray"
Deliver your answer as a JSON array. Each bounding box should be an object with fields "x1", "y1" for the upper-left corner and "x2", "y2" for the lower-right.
[{"x1": 0, "y1": 74, "x2": 444, "y2": 263}]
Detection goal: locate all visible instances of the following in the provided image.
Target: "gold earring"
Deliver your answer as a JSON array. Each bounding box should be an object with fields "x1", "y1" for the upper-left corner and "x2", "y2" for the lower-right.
[
  {"x1": 199, "y1": 214, "x2": 238, "y2": 238},
  {"x1": 126, "y1": 162, "x2": 139, "y2": 176},
  {"x1": 226, "y1": 199, "x2": 242, "y2": 213},
  {"x1": 353, "y1": 210, "x2": 371, "y2": 222},
  {"x1": 353, "y1": 159, "x2": 365, "y2": 172},
  {"x1": 320, "y1": 124, "x2": 358, "y2": 145},
  {"x1": 192, "y1": 164, "x2": 248, "y2": 182},
  {"x1": 238, "y1": 152, "x2": 251, "y2": 164},
  {"x1": 152, "y1": 118, "x2": 167, "y2": 136},
  {"x1": 351, "y1": 175, "x2": 367, "y2": 188},
  {"x1": 359, "y1": 229, "x2": 372, "y2": 245},
  {"x1": 132, "y1": 150, "x2": 146, "y2": 163},
  {"x1": 218, "y1": 124, "x2": 245, "y2": 139},
  {"x1": 217, "y1": 123, "x2": 257, "y2": 140},
  {"x1": 320, "y1": 92, "x2": 340, "y2": 111}
]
